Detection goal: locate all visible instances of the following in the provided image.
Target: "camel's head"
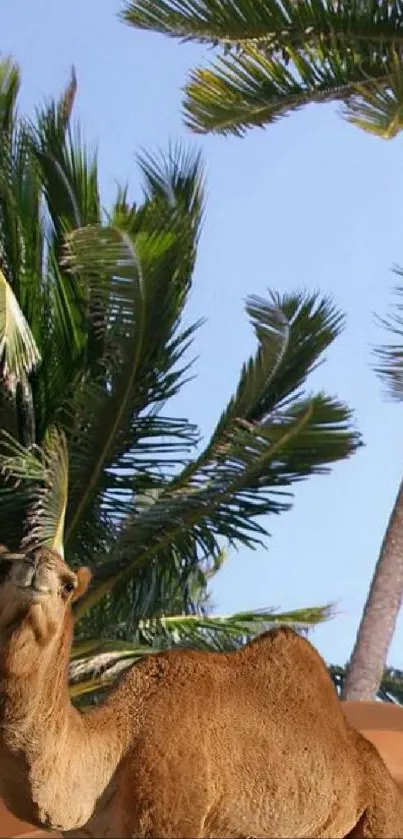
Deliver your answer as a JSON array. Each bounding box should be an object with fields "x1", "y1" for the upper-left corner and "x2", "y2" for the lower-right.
[{"x1": 0, "y1": 545, "x2": 91, "y2": 641}]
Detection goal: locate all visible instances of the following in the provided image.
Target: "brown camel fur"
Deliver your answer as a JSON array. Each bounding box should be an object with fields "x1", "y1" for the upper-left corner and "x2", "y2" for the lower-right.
[{"x1": 0, "y1": 547, "x2": 402, "y2": 838}]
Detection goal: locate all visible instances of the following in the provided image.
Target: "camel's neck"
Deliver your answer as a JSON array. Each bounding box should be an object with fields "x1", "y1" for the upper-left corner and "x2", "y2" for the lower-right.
[{"x1": 0, "y1": 611, "x2": 127, "y2": 832}]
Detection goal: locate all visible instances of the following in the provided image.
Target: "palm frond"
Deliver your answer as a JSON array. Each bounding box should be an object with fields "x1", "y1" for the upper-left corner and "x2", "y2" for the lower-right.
[
  {"x1": 344, "y1": 51, "x2": 403, "y2": 138},
  {"x1": 0, "y1": 430, "x2": 46, "y2": 483},
  {"x1": 0, "y1": 57, "x2": 20, "y2": 132},
  {"x1": 60, "y1": 220, "x2": 200, "y2": 564},
  {"x1": 0, "y1": 426, "x2": 68, "y2": 553},
  {"x1": 0, "y1": 66, "x2": 357, "y2": 667},
  {"x1": 121, "y1": 0, "x2": 281, "y2": 42},
  {"x1": 0, "y1": 122, "x2": 206, "y2": 582},
  {"x1": 124, "y1": 0, "x2": 403, "y2": 138},
  {"x1": 135, "y1": 603, "x2": 333, "y2": 647},
  {"x1": 0, "y1": 267, "x2": 41, "y2": 392},
  {"x1": 122, "y1": 0, "x2": 403, "y2": 50},
  {"x1": 114, "y1": 144, "x2": 204, "y2": 289},
  {"x1": 0, "y1": 429, "x2": 45, "y2": 548},
  {"x1": 70, "y1": 602, "x2": 332, "y2": 702},
  {"x1": 31, "y1": 68, "x2": 98, "y2": 235},
  {"x1": 183, "y1": 43, "x2": 394, "y2": 135},
  {"x1": 56, "y1": 143, "x2": 205, "y2": 566},
  {"x1": 212, "y1": 290, "x2": 344, "y2": 442},
  {"x1": 24, "y1": 71, "x2": 105, "y2": 436},
  {"x1": 137, "y1": 142, "x2": 204, "y2": 224},
  {"x1": 374, "y1": 276, "x2": 403, "y2": 401},
  {"x1": 22, "y1": 426, "x2": 69, "y2": 555},
  {"x1": 74, "y1": 290, "x2": 360, "y2": 622},
  {"x1": 0, "y1": 113, "x2": 44, "y2": 320},
  {"x1": 172, "y1": 290, "x2": 347, "y2": 489}
]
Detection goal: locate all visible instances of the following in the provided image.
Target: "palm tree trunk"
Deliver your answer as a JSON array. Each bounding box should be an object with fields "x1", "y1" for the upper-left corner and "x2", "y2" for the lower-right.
[{"x1": 341, "y1": 476, "x2": 403, "y2": 701}]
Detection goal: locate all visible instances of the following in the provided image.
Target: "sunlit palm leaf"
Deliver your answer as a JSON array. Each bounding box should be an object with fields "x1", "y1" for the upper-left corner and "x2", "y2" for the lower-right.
[
  {"x1": 136, "y1": 603, "x2": 333, "y2": 646},
  {"x1": 69, "y1": 603, "x2": 333, "y2": 701},
  {"x1": 0, "y1": 113, "x2": 45, "y2": 327},
  {"x1": 22, "y1": 427, "x2": 69, "y2": 555},
  {"x1": 0, "y1": 430, "x2": 46, "y2": 482},
  {"x1": 344, "y1": 52, "x2": 403, "y2": 138},
  {"x1": 0, "y1": 57, "x2": 20, "y2": 132},
  {"x1": 0, "y1": 267, "x2": 41, "y2": 392},
  {"x1": 183, "y1": 45, "x2": 395, "y2": 136},
  {"x1": 0, "y1": 430, "x2": 47, "y2": 548},
  {"x1": 0, "y1": 426, "x2": 68, "y2": 554}
]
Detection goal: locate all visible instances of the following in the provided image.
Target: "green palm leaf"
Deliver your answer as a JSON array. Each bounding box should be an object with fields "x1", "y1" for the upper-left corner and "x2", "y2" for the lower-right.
[
  {"x1": 0, "y1": 425, "x2": 68, "y2": 554},
  {"x1": 136, "y1": 143, "x2": 204, "y2": 226},
  {"x1": 70, "y1": 603, "x2": 332, "y2": 703},
  {"x1": 374, "y1": 276, "x2": 403, "y2": 401},
  {"x1": 123, "y1": 0, "x2": 403, "y2": 138},
  {"x1": 61, "y1": 223, "x2": 200, "y2": 562},
  {"x1": 123, "y1": 0, "x2": 403, "y2": 49},
  {"x1": 183, "y1": 43, "x2": 397, "y2": 136},
  {"x1": 74, "y1": 290, "x2": 360, "y2": 623},
  {"x1": 0, "y1": 267, "x2": 41, "y2": 392},
  {"x1": 22, "y1": 427, "x2": 69, "y2": 555},
  {"x1": 0, "y1": 66, "x2": 358, "y2": 657},
  {"x1": 31, "y1": 67, "x2": 97, "y2": 236},
  {"x1": 0, "y1": 57, "x2": 20, "y2": 132}
]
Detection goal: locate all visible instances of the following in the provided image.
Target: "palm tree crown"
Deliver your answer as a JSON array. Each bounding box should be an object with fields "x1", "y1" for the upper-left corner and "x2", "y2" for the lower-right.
[{"x1": 0, "y1": 57, "x2": 360, "y2": 700}]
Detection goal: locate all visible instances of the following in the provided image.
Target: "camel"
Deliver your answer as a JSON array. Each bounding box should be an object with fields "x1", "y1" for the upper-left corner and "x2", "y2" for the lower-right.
[{"x1": 0, "y1": 547, "x2": 402, "y2": 838}]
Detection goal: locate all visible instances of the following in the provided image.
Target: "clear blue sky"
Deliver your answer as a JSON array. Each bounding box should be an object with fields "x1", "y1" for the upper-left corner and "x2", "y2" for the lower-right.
[{"x1": 3, "y1": 0, "x2": 403, "y2": 668}]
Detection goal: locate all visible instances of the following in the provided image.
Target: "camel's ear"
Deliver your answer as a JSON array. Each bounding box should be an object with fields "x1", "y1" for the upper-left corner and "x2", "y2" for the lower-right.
[{"x1": 72, "y1": 567, "x2": 92, "y2": 602}]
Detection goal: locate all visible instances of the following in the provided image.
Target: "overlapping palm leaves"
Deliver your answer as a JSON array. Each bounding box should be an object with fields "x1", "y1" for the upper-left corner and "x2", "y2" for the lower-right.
[
  {"x1": 71, "y1": 604, "x2": 333, "y2": 707},
  {"x1": 123, "y1": 0, "x2": 403, "y2": 138},
  {"x1": 0, "y1": 59, "x2": 360, "y2": 700}
]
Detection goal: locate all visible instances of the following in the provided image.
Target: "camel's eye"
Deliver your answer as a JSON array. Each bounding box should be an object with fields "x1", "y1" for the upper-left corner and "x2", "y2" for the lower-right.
[{"x1": 62, "y1": 579, "x2": 76, "y2": 596}]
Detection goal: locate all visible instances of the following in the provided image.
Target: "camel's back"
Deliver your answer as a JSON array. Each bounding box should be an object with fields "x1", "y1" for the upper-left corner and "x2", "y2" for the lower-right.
[
  {"x1": 128, "y1": 628, "x2": 355, "y2": 761},
  {"x1": 114, "y1": 627, "x2": 364, "y2": 838},
  {"x1": 218, "y1": 626, "x2": 353, "y2": 755},
  {"x1": 119, "y1": 626, "x2": 349, "y2": 734}
]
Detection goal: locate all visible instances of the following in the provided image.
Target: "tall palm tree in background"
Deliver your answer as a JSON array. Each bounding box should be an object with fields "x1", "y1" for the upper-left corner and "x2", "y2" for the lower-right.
[
  {"x1": 0, "y1": 56, "x2": 359, "y2": 703},
  {"x1": 123, "y1": 0, "x2": 403, "y2": 701}
]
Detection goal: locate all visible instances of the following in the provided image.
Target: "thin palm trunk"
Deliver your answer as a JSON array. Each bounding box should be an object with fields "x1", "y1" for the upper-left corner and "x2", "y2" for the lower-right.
[{"x1": 342, "y1": 477, "x2": 403, "y2": 701}]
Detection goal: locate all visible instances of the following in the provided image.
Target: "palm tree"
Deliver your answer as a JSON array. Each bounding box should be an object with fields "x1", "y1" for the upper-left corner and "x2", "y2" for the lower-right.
[
  {"x1": 123, "y1": 0, "x2": 403, "y2": 139},
  {"x1": 0, "y1": 57, "x2": 360, "y2": 702},
  {"x1": 338, "y1": 284, "x2": 403, "y2": 701},
  {"x1": 123, "y1": 0, "x2": 403, "y2": 701},
  {"x1": 331, "y1": 664, "x2": 403, "y2": 704}
]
